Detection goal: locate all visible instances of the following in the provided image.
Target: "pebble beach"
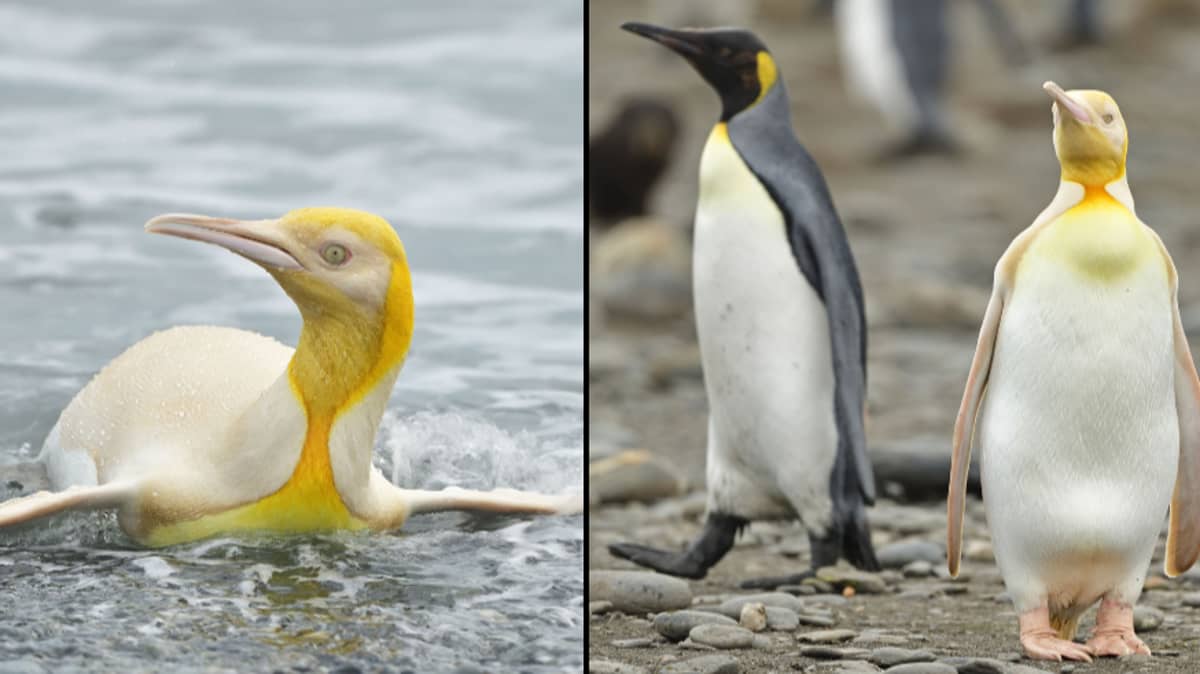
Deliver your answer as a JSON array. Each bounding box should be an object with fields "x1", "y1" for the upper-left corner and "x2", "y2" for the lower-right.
[{"x1": 589, "y1": 0, "x2": 1200, "y2": 672}]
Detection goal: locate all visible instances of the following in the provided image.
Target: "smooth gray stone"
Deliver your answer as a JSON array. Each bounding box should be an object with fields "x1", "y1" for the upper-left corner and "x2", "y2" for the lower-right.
[
  {"x1": 588, "y1": 570, "x2": 692, "y2": 614},
  {"x1": 881, "y1": 664, "x2": 957, "y2": 674},
  {"x1": 611, "y1": 638, "x2": 655, "y2": 649},
  {"x1": 765, "y1": 606, "x2": 800, "y2": 630},
  {"x1": 935, "y1": 657, "x2": 1006, "y2": 674},
  {"x1": 851, "y1": 632, "x2": 908, "y2": 647},
  {"x1": 876, "y1": 541, "x2": 945, "y2": 569},
  {"x1": 715, "y1": 592, "x2": 805, "y2": 617},
  {"x1": 654, "y1": 610, "x2": 737, "y2": 642},
  {"x1": 902, "y1": 560, "x2": 935, "y2": 578},
  {"x1": 588, "y1": 659, "x2": 649, "y2": 674},
  {"x1": 800, "y1": 646, "x2": 871, "y2": 660},
  {"x1": 798, "y1": 628, "x2": 858, "y2": 644},
  {"x1": 659, "y1": 654, "x2": 740, "y2": 674},
  {"x1": 867, "y1": 647, "x2": 936, "y2": 667},
  {"x1": 797, "y1": 612, "x2": 837, "y2": 627},
  {"x1": 1133, "y1": 605, "x2": 1164, "y2": 631},
  {"x1": 816, "y1": 567, "x2": 888, "y2": 594},
  {"x1": 688, "y1": 624, "x2": 755, "y2": 650}
]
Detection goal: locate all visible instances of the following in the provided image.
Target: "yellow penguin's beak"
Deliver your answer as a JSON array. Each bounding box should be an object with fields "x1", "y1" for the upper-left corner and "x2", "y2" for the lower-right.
[
  {"x1": 1043, "y1": 81, "x2": 1091, "y2": 125},
  {"x1": 145, "y1": 213, "x2": 303, "y2": 271}
]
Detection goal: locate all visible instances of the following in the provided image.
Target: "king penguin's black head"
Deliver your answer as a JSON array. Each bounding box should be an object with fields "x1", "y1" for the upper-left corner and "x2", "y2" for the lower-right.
[{"x1": 622, "y1": 22, "x2": 777, "y2": 121}]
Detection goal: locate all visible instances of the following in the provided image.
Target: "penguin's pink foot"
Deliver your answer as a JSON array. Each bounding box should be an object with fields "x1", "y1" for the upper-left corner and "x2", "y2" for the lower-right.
[
  {"x1": 1086, "y1": 598, "x2": 1150, "y2": 657},
  {"x1": 1019, "y1": 606, "x2": 1093, "y2": 662}
]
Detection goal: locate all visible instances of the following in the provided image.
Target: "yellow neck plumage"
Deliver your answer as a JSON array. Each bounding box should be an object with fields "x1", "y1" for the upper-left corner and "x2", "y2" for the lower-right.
[{"x1": 142, "y1": 262, "x2": 414, "y2": 547}]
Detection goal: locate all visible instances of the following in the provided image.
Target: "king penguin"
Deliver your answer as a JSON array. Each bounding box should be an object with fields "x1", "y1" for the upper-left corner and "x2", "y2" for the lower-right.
[
  {"x1": 0, "y1": 208, "x2": 580, "y2": 547},
  {"x1": 835, "y1": 0, "x2": 1027, "y2": 157},
  {"x1": 948, "y1": 83, "x2": 1200, "y2": 661},
  {"x1": 609, "y1": 23, "x2": 880, "y2": 586}
]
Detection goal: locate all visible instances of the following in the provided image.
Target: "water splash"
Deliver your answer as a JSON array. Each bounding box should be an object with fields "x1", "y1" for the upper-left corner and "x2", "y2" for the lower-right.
[{"x1": 379, "y1": 410, "x2": 583, "y2": 496}]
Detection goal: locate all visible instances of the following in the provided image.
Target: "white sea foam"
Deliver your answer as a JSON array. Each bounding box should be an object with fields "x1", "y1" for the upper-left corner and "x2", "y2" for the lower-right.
[
  {"x1": 379, "y1": 410, "x2": 582, "y2": 496},
  {"x1": 132, "y1": 555, "x2": 175, "y2": 580}
]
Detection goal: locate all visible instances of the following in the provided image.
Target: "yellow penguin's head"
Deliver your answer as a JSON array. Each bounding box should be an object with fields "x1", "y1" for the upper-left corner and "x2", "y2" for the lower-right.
[
  {"x1": 1043, "y1": 81, "x2": 1128, "y2": 186},
  {"x1": 621, "y1": 22, "x2": 776, "y2": 121},
  {"x1": 145, "y1": 208, "x2": 415, "y2": 392}
]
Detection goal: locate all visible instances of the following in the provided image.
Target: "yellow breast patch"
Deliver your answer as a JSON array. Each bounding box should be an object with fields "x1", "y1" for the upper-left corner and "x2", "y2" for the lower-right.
[
  {"x1": 1027, "y1": 186, "x2": 1156, "y2": 283},
  {"x1": 141, "y1": 408, "x2": 367, "y2": 547}
]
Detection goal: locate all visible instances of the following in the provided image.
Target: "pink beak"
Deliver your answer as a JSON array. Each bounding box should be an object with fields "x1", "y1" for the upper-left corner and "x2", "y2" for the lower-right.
[
  {"x1": 145, "y1": 213, "x2": 303, "y2": 271},
  {"x1": 1043, "y1": 81, "x2": 1091, "y2": 124}
]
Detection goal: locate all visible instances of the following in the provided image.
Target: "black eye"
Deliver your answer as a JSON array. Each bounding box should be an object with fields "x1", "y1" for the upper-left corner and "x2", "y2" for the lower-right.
[
  {"x1": 321, "y1": 243, "x2": 350, "y2": 266},
  {"x1": 1102, "y1": 113, "x2": 1114, "y2": 124}
]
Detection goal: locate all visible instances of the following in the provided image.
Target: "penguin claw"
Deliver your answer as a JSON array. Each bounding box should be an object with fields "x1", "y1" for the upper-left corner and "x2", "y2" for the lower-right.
[
  {"x1": 607, "y1": 542, "x2": 707, "y2": 579},
  {"x1": 1020, "y1": 633, "x2": 1094, "y2": 662},
  {"x1": 1018, "y1": 606, "x2": 1093, "y2": 662},
  {"x1": 1086, "y1": 632, "x2": 1150, "y2": 658}
]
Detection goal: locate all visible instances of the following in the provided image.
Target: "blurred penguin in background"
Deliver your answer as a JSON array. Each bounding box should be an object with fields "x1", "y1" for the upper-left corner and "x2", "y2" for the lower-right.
[
  {"x1": 588, "y1": 98, "x2": 680, "y2": 230},
  {"x1": 1057, "y1": 0, "x2": 1102, "y2": 48},
  {"x1": 1051, "y1": 0, "x2": 1200, "y2": 50},
  {"x1": 837, "y1": 0, "x2": 957, "y2": 157},
  {"x1": 836, "y1": 0, "x2": 1027, "y2": 158}
]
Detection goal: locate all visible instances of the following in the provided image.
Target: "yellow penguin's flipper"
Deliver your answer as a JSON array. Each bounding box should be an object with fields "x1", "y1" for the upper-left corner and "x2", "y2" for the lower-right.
[
  {"x1": 948, "y1": 288, "x2": 1005, "y2": 577},
  {"x1": 0, "y1": 482, "x2": 135, "y2": 531},
  {"x1": 403, "y1": 487, "x2": 583, "y2": 517},
  {"x1": 1145, "y1": 230, "x2": 1200, "y2": 576},
  {"x1": 1166, "y1": 272, "x2": 1200, "y2": 574}
]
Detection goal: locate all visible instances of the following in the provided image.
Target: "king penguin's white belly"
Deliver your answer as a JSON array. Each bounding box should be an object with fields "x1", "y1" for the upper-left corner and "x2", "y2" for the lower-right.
[
  {"x1": 978, "y1": 244, "x2": 1176, "y2": 611},
  {"x1": 692, "y1": 124, "x2": 837, "y2": 527}
]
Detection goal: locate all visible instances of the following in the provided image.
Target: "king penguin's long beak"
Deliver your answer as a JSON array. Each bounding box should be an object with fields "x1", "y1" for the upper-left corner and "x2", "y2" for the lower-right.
[
  {"x1": 1043, "y1": 81, "x2": 1091, "y2": 125},
  {"x1": 620, "y1": 22, "x2": 704, "y2": 57},
  {"x1": 145, "y1": 213, "x2": 303, "y2": 270}
]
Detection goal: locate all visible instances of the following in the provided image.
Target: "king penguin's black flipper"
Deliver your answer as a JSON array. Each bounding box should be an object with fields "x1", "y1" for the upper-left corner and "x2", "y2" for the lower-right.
[{"x1": 608, "y1": 513, "x2": 747, "y2": 579}]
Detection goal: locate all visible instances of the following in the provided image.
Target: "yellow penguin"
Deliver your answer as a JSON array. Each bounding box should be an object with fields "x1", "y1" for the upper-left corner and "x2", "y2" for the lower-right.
[
  {"x1": 0, "y1": 208, "x2": 580, "y2": 547},
  {"x1": 947, "y1": 83, "x2": 1200, "y2": 661}
]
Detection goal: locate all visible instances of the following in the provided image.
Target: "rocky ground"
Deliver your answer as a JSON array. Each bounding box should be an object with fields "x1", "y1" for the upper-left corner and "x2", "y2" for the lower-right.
[
  {"x1": 590, "y1": 495, "x2": 1200, "y2": 673},
  {"x1": 589, "y1": 0, "x2": 1200, "y2": 672}
]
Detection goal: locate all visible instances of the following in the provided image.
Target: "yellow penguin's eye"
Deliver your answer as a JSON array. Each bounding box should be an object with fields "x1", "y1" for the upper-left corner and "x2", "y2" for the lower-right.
[
  {"x1": 1102, "y1": 113, "x2": 1114, "y2": 124},
  {"x1": 321, "y1": 243, "x2": 350, "y2": 266}
]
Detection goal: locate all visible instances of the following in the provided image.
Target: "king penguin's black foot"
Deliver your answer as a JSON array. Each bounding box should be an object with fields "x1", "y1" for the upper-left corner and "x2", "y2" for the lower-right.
[
  {"x1": 608, "y1": 542, "x2": 710, "y2": 579},
  {"x1": 875, "y1": 132, "x2": 961, "y2": 162},
  {"x1": 738, "y1": 569, "x2": 816, "y2": 590},
  {"x1": 810, "y1": 0, "x2": 835, "y2": 17},
  {"x1": 1048, "y1": 29, "x2": 1102, "y2": 52},
  {"x1": 607, "y1": 512, "x2": 748, "y2": 580}
]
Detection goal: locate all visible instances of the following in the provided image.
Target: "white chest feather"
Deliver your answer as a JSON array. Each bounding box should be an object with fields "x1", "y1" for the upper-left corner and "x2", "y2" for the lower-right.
[
  {"x1": 692, "y1": 126, "x2": 837, "y2": 524},
  {"x1": 978, "y1": 207, "x2": 1177, "y2": 609},
  {"x1": 42, "y1": 325, "x2": 307, "y2": 509}
]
